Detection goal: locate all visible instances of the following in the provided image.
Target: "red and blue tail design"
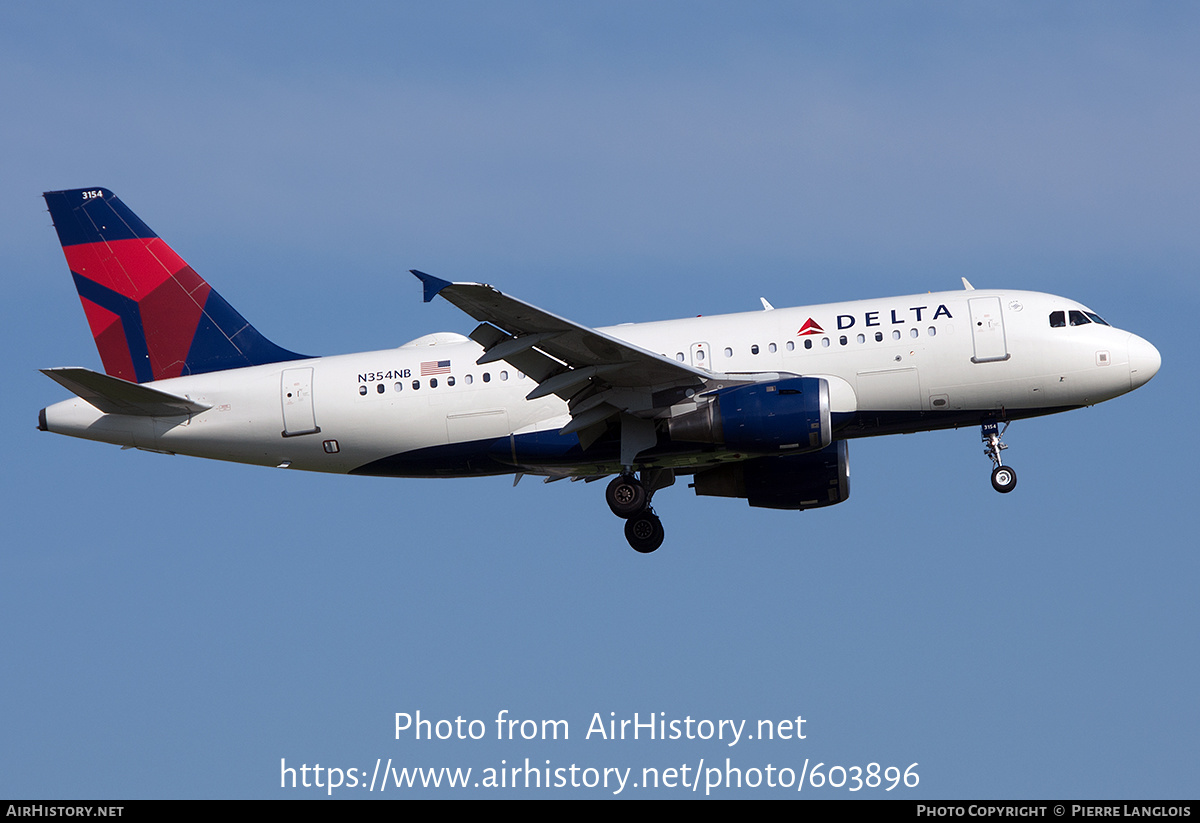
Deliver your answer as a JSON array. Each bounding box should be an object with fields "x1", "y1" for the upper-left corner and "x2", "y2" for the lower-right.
[{"x1": 43, "y1": 188, "x2": 308, "y2": 384}]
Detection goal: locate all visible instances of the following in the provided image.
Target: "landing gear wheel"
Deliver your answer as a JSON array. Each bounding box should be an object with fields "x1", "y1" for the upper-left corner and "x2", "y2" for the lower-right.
[
  {"x1": 624, "y1": 510, "x2": 665, "y2": 553},
  {"x1": 982, "y1": 421, "x2": 1016, "y2": 494},
  {"x1": 991, "y1": 465, "x2": 1017, "y2": 493},
  {"x1": 606, "y1": 474, "x2": 647, "y2": 518}
]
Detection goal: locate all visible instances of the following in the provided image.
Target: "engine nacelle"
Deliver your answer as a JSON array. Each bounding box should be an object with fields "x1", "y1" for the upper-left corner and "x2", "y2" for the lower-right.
[
  {"x1": 691, "y1": 441, "x2": 850, "y2": 510},
  {"x1": 668, "y1": 376, "x2": 831, "y2": 454}
]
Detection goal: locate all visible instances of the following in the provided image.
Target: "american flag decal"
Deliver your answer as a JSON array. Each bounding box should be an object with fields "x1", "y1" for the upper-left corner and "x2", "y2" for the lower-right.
[{"x1": 420, "y1": 360, "x2": 451, "y2": 376}]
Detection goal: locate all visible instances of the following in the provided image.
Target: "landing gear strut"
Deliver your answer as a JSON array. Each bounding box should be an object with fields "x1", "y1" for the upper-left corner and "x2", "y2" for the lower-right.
[
  {"x1": 982, "y1": 421, "x2": 1017, "y2": 493},
  {"x1": 605, "y1": 471, "x2": 670, "y2": 553}
]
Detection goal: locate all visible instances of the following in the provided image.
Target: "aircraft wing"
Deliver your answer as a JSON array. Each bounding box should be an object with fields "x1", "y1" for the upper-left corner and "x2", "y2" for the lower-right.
[{"x1": 412, "y1": 271, "x2": 710, "y2": 432}]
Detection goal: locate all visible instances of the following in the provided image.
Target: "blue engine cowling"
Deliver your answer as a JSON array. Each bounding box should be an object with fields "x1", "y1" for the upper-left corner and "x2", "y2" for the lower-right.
[
  {"x1": 691, "y1": 441, "x2": 850, "y2": 510},
  {"x1": 667, "y1": 376, "x2": 831, "y2": 453}
]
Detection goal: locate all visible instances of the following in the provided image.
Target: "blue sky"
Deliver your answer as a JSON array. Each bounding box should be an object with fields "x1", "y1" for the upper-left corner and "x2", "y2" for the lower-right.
[{"x1": 2, "y1": 2, "x2": 1197, "y2": 798}]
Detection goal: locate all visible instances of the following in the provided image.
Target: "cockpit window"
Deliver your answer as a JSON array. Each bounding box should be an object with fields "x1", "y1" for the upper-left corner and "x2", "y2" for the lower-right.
[
  {"x1": 1069, "y1": 310, "x2": 1091, "y2": 326},
  {"x1": 1049, "y1": 311, "x2": 1066, "y2": 328},
  {"x1": 1084, "y1": 311, "x2": 1110, "y2": 326}
]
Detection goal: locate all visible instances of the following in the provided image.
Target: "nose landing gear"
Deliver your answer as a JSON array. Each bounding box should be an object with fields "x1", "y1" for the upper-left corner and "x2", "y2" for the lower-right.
[
  {"x1": 982, "y1": 421, "x2": 1017, "y2": 493},
  {"x1": 605, "y1": 470, "x2": 671, "y2": 553}
]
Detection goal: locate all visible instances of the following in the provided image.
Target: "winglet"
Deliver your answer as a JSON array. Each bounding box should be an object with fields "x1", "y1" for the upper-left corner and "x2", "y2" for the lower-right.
[
  {"x1": 961, "y1": 277, "x2": 975, "y2": 291},
  {"x1": 411, "y1": 270, "x2": 453, "y2": 303}
]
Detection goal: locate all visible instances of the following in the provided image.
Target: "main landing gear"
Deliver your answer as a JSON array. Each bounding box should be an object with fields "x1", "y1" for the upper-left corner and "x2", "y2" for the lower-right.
[
  {"x1": 982, "y1": 421, "x2": 1017, "y2": 493},
  {"x1": 606, "y1": 472, "x2": 668, "y2": 553}
]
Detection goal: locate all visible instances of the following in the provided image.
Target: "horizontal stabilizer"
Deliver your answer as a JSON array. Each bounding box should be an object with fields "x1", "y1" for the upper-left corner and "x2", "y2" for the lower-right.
[{"x1": 40, "y1": 367, "x2": 211, "y2": 416}]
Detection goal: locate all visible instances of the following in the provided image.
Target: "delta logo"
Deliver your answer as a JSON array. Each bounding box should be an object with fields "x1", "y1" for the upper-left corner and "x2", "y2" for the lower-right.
[{"x1": 796, "y1": 304, "x2": 955, "y2": 337}]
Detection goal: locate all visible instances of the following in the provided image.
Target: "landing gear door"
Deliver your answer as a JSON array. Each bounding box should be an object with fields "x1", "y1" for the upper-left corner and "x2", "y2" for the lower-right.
[
  {"x1": 689, "y1": 342, "x2": 712, "y2": 371},
  {"x1": 968, "y1": 297, "x2": 1010, "y2": 363},
  {"x1": 281, "y1": 367, "x2": 321, "y2": 437}
]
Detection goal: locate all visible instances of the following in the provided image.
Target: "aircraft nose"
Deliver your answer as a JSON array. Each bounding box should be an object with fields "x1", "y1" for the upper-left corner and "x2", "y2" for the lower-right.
[{"x1": 1127, "y1": 333, "x2": 1161, "y2": 390}]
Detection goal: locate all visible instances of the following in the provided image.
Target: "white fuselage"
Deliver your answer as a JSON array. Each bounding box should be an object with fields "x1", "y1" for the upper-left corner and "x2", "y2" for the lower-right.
[{"x1": 41, "y1": 288, "x2": 1158, "y2": 478}]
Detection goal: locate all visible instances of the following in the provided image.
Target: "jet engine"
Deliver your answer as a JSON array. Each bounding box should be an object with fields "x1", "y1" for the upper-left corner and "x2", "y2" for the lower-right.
[
  {"x1": 668, "y1": 376, "x2": 831, "y2": 453},
  {"x1": 691, "y1": 441, "x2": 850, "y2": 510}
]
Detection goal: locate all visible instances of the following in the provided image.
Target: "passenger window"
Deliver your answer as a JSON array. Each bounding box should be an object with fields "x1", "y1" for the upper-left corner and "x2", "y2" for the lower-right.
[
  {"x1": 804, "y1": 339, "x2": 812, "y2": 350},
  {"x1": 724, "y1": 347, "x2": 733, "y2": 357},
  {"x1": 500, "y1": 371, "x2": 509, "y2": 381},
  {"x1": 1049, "y1": 311, "x2": 1066, "y2": 328},
  {"x1": 430, "y1": 378, "x2": 438, "y2": 388},
  {"x1": 676, "y1": 352, "x2": 685, "y2": 362},
  {"x1": 465, "y1": 374, "x2": 473, "y2": 385},
  {"x1": 839, "y1": 335, "x2": 847, "y2": 346},
  {"x1": 856, "y1": 334, "x2": 865, "y2": 344},
  {"x1": 413, "y1": 380, "x2": 420, "y2": 390},
  {"x1": 751, "y1": 344, "x2": 759, "y2": 355},
  {"x1": 786, "y1": 341, "x2": 794, "y2": 351},
  {"x1": 821, "y1": 338, "x2": 830, "y2": 348},
  {"x1": 892, "y1": 330, "x2": 902, "y2": 340},
  {"x1": 875, "y1": 332, "x2": 883, "y2": 342},
  {"x1": 910, "y1": 328, "x2": 919, "y2": 338},
  {"x1": 358, "y1": 385, "x2": 367, "y2": 396},
  {"x1": 769, "y1": 342, "x2": 777, "y2": 353},
  {"x1": 928, "y1": 327, "x2": 936, "y2": 337},
  {"x1": 377, "y1": 383, "x2": 385, "y2": 393},
  {"x1": 483, "y1": 373, "x2": 491, "y2": 383},
  {"x1": 394, "y1": 382, "x2": 403, "y2": 392},
  {"x1": 448, "y1": 376, "x2": 456, "y2": 386}
]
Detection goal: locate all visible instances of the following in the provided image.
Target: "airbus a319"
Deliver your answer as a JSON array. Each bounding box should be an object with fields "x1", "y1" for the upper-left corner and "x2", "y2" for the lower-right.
[{"x1": 38, "y1": 188, "x2": 1160, "y2": 552}]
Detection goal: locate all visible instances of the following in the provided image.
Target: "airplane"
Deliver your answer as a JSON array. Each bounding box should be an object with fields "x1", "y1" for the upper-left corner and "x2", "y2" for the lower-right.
[{"x1": 38, "y1": 187, "x2": 1161, "y2": 553}]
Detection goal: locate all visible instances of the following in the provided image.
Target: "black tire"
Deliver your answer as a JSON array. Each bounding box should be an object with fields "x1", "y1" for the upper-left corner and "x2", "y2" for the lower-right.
[
  {"x1": 991, "y1": 465, "x2": 1017, "y2": 493},
  {"x1": 606, "y1": 474, "x2": 647, "y2": 518},
  {"x1": 624, "y1": 511, "x2": 665, "y2": 553}
]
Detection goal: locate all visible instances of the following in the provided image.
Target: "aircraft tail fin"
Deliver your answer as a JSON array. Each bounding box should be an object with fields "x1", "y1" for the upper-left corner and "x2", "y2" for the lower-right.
[{"x1": 42, "y1": 188, "x2": 307, "y2": 384}]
